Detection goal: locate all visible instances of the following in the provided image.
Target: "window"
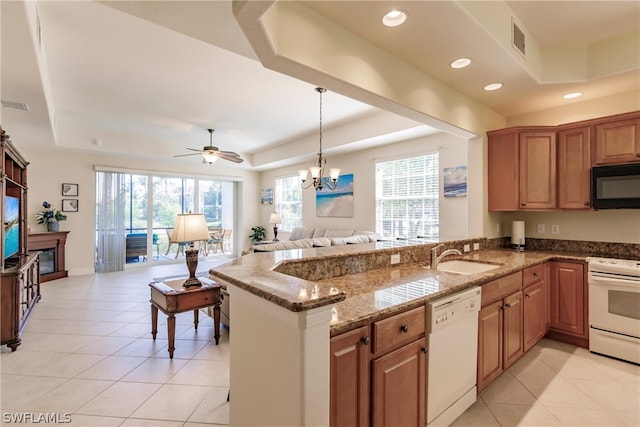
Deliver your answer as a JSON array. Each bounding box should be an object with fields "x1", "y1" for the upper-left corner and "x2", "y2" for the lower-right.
[
  {"x1": 375, "y1": 153, "x2": 439, "y2": 239},
  {"x1": 274, "y1": 174, "x2": 302, "y2": 231}
]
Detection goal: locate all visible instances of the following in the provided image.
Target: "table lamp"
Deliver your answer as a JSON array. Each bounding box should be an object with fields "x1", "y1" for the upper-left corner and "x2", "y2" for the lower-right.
[
  {"x1": 269, "y1": 212, "x2": 282, "y2": 241},
  {"x1": 171, "y1": 213, "x2": 210, "y2": 287}
]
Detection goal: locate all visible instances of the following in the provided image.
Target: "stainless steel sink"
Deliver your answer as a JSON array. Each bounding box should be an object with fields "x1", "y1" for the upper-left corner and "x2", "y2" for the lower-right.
[{"x1": 436, "y1": 260, "x2": 501, "y2": 275}]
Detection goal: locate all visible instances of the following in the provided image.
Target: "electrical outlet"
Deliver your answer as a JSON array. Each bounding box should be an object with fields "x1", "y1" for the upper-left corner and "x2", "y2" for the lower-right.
[
  {"x1": 473, "y1": 242, "x2": 480, "y2": 251},
  {"x1": 390, "y1": 254, "x2": 400, "y2": 264},
  {"x1": 537, "y1": 224, "x2": 546, "y2": 234},
  {"x1": 551, "y1": 225, "x2": 560, "y2": 234},
  {"x1": 463, "y1": 244, "x2": 470, "y2": 252}
]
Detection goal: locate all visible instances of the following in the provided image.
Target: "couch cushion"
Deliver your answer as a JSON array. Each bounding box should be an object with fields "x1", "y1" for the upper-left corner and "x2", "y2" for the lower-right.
[
  {"x1": 311, "y1": 237, "x2": 331, "y2": 247},
  {"x1": 289, "y1": 227, "x2": 315, "y2": 241},
  {"x1": 345, "y1": 235, "x2": 372, "y2": 244},
  {"x1": 323, "y1": 228, "x2": 356, "y2": 238}
]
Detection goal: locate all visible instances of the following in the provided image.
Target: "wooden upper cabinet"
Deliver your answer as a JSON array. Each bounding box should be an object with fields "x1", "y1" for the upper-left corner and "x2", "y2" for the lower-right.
[
  {"x1": 594, "y1": 114, "x2": 640, "y2": 165},
  {"x1": 488, "y1": 131, "x2": 519, "y2": 210},
  {"x1": 488, "y1": 128, "x2": 556, "y2": 211},
  {"x1": 519, "y1": 132, "x2": 556, "y2": 209},
  {"x1": 558, "y1": 126, "x2": 591, "y2": 209}
]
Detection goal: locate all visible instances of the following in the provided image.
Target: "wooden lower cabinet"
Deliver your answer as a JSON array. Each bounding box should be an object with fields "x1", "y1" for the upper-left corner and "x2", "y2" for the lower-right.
[
  {"x1": 372, "y1": 339, "x2": 425, "y2": 427},
  {"x1": 522, "y1": 263, "x2": 549, "y2": 352},
  {"x1": 523, "y1": 280, "x2": 547, "y2": 352},
  {"x1": 477, "y1": 290, "x2": 523, "y2": 392},
  {"x1": 548, "y1": 261, "x2": 588, "y2": 347},
  {"x1": 330, "y1": 305, "x2": 426, "y2": 427},
  {"x1": 330, "y1": 326, "x2": 370, "y2": 427},
  {"x1": 1, "y1": 253, "x2": 41, "y2": 350}
]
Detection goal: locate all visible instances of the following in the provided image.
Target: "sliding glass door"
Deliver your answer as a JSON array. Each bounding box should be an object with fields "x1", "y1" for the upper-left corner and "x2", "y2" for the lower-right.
[{"x1": 96, "y1": 170, "x2": 237, "y2": 271}]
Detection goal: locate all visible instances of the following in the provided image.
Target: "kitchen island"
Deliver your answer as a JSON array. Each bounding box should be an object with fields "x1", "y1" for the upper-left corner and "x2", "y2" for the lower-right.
[{"x1": 209, "y1": 239, "x2": 588, "y2": 426}]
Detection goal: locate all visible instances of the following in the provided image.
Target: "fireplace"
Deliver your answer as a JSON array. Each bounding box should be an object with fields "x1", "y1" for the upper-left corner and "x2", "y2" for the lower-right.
[{"x1": 28, "y1": 231, "x2": 69, "y2": 282}]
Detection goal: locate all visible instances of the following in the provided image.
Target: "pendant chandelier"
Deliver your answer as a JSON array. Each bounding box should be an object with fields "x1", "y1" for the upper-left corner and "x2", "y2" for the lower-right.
[{"x1": 298, "y1": 87, "x2": 341, "y2": 191}]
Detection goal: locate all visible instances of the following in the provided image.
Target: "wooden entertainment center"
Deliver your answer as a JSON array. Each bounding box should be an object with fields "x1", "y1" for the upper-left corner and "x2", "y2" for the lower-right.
[{"x1": 1, "y1": 127, "x2": 41, "y2": 351}]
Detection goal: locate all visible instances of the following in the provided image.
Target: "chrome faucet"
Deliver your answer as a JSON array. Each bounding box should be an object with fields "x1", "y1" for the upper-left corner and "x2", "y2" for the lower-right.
[{"x1": 431, "y1": 244, "x2": 462, "y2": 269}]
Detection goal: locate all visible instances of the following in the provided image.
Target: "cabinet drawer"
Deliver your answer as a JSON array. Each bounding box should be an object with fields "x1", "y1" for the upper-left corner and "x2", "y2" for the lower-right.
[
  {"x1": 481, "y1": 272, "x2": 522, "y2": 306},
  {"x1": 522, "y1": 263, "x2": 545, "y2": 287},
  {"x1": 372, "y1": 306, "x2": 425, "y2": 355}
]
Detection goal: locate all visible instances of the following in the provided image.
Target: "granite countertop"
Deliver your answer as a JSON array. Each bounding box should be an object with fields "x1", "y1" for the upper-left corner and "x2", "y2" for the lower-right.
[
  {"x1": 324, "y1": 249, "x2": 586, "y2": 335},
  {"x1": 209, "y1": 242, "x2": 589, "y2": 336}
]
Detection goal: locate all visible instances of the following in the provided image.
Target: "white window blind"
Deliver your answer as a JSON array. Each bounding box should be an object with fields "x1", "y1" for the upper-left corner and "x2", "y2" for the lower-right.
[
  {"x1": 275, "y1": 174, "x2": 302, "y2": 232},
  {"x1": 375, "y1": 153, "x2": 439, "y2": 239}
]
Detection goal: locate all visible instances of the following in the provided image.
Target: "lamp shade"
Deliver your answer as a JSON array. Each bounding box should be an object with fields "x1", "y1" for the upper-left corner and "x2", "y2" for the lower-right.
[
  {"x1": 269, "y1": 213, "x2": 282, "y2": 225},
  {"x1": 171, "y1": 213, "x2": 210, "y2": 243}
]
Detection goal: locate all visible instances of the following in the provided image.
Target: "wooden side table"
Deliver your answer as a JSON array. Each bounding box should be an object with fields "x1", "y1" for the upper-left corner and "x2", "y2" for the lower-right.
[{"x1": 149, "y1": 276, "x2": 222, "y2": 359}]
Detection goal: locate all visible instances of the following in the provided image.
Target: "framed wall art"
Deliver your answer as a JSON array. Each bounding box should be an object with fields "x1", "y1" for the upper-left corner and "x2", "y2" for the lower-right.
[
  {"x1": 62, "y1": 183, "x2": 78, "y2": 197},
  {"x1": 261, "y1": 188, "x2": 273, "y2": 205},
  {"x1": 443, "y1": 166, "x2": 467, "y2": 197},
  {"x1": 316, "y1": 173, "x2": 354, "y2": 217},
  {"x1": 62, "y1": 199, "x2": 79, "y2": 212}
]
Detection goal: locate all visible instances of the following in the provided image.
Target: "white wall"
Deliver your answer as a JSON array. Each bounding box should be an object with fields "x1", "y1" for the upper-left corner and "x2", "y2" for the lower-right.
[
  {"x1": 258, "y1": 132, "x2": 471, "y2": 240},
  {"x1": 19, "y1": 145, "x2": 261, "y2": 276}
]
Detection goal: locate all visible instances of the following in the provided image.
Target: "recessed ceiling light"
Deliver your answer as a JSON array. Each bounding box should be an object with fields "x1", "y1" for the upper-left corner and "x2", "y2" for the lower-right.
[
  {"x1": 484, "y1": 83, "x2": 503, "y2": 91},
  {"x1": 563, "y1": 92, "x2": 582, "y2": 99},
  {"x1": 450, "y1": 58, "x2": 472, "y2": 69},
  {"x1": 382, "y1": 10, "x2": 407, "y2": 27}
]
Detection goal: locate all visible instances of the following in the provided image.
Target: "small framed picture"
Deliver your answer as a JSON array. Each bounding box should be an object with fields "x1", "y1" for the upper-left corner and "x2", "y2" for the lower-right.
[
  {"x1": 261, "y1": 188, "x2": 273, "y2": 205},
  {"x1": 62, "y1": 199, "x2": 78, "y2": 212},
  {"x1": 62, "y1": 183, "x2": 78, "y2": 196}
]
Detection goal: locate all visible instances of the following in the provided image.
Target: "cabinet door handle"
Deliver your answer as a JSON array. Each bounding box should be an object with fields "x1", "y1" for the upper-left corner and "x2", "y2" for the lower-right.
[
  {"x1": 533, "y1": 272, "x2": 538, "y2": 277},
  {"x1": 636, "y1": 153, "x2": 640, "y2": 157},
  {"x1": 521, "y1": 202, "x2": 527, "y2": 206},
  {"x1": 361, "y1": 336, "x2": 370, "y2": 346},
  {"x1": 525, "y1": 294, "x2": 530, "y2": 298},
  {"x1": 400, "y1": 325, "x2": 409, "y2": 333},
  {"x1": 421, "y1": 346, "x2": 428, "y2": 354},
  {"x1": 504, "y1": 303, "x2": 512, "y2": 309},
  {"x1": 584, "y1": 201, "x2": 590, "y2": 206}
]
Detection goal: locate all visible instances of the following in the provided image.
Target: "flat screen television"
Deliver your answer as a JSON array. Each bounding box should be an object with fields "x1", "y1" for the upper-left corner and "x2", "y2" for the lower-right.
[{"x1": 4, "y1": 195, "x2": 20, "y2": 260}]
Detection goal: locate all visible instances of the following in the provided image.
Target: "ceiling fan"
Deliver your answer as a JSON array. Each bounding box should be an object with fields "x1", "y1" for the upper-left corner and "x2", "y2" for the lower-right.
[{"x1": 174, "y1": 129, "x2": 243, "y2": 164}]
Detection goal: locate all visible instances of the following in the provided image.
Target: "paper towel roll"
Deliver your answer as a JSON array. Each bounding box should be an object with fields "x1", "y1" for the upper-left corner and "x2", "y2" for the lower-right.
[{"x1": 511, "y1": 221, "x2": 525, "y2": 247}]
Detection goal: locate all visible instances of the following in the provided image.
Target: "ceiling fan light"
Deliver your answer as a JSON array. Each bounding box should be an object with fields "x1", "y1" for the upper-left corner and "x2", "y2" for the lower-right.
[{"x1": 202, "y1": 152, "x2": 218, "y2": 164}]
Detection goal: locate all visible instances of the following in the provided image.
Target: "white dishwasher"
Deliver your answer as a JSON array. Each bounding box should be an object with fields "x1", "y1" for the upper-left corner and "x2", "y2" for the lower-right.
[{"x1": 426, "y1": 286, "x2": 481, "y2": 426}]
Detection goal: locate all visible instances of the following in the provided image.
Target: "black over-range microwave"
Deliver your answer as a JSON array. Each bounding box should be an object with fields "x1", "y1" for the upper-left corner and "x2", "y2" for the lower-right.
[{"x1": 592, "y1": 163, "x2": 640, "y2": 209}]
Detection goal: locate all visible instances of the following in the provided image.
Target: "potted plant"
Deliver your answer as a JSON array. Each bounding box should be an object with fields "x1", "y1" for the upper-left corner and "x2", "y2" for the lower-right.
[
  {"x1": 249, "y1": 225, "x2": 266, "y2": 243},
  {"x1": 35, "y1": 201, "x2": 67, "y2": 232}
]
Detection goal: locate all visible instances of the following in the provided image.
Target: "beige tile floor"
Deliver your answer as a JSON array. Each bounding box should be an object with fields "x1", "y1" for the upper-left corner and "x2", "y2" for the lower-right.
[{"x1": 1, "y1": 261, "x2": 639, "y2": 426}]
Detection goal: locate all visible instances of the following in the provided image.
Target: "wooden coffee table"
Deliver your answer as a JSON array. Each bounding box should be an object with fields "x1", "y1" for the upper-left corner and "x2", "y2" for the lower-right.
[{"x1": 149, "y1": 276, "x2": 222, "y2": 359}]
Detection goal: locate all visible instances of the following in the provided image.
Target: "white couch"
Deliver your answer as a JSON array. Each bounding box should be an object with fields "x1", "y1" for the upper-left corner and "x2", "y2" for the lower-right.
[{"x1": 248, "y1": 227, "x2": 380, "y2": 252}]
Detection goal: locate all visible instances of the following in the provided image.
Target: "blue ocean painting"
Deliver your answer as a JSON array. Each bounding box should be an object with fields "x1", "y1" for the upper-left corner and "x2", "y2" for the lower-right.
[
  {"x1": 4, "y1": 196, "x2": 20, "y2": 258},
  {"x1": 443, "y1": 166, "x2": 467, "y2": 197},
  {"x1": 316, "y1": 173, "x2": 354, "y2": 217}
]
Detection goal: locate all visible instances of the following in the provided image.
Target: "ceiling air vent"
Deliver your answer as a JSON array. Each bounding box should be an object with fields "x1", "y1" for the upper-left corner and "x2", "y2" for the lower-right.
[
  {"x1": 511, "y1": 18, "x2": 526, "y2": 57},
  {"x1": 1, "y1": 100, "x2": 30, "y2": 111}
]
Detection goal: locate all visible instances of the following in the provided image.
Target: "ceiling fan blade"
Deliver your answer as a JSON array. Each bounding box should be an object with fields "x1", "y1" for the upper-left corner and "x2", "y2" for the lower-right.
[
  {"x1": 217, "y1": 153, "x2": 244, "y2": 163},
  {"x1": 174, "y1": 153, "x2": 201, "y2": 157},
  {"x1": 185, "y1": 147, "x2": 203, "y2": 152},
  {"x1": 218, "y1": 150, "x2": 241, "y2": 157}
]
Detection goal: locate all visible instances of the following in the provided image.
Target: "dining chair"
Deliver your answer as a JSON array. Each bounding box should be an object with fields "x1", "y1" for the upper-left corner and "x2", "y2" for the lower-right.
[
  {"x1": 165, "y1": 228, "x2": 188, "y2": 258},
  {"x1": 204, "y1": 227, "x2": 223, "y2": 255},
  {"x1": 221, "y1": 228, "x2": 232, "y2": 254}
]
